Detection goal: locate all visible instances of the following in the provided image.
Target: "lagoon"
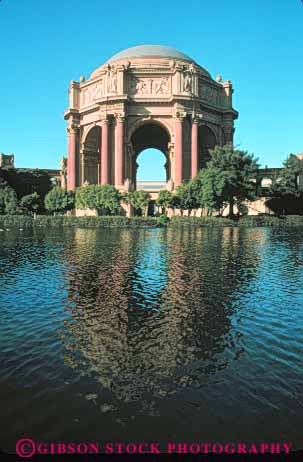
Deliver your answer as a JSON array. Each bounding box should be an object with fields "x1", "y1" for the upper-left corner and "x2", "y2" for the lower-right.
[{"x1": 1, "y1": 226, "x2": 303, "y2": 451}]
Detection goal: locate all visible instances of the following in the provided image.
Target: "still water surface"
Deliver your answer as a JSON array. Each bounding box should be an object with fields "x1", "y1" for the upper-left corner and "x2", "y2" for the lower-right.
[{"x1": 0, "y1": 227, "x2": 303, "y2": 451}]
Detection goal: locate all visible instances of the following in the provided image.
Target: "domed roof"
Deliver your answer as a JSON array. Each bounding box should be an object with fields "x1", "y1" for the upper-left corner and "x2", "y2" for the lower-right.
[{"x1": 106, "y1": 45, "x2": 195, "y2": 63}]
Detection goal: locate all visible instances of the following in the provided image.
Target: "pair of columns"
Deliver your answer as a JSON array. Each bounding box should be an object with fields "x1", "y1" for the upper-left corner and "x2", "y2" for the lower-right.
[
  {"x1": 67, "y1": 117, "x2": 124, "y2": 190},
  {"x1": 174, "y1": 116, "x2": 199, "y2": 186},
  {"x1": 99, "y1": 116, "x2": 124, "y2": 186}
]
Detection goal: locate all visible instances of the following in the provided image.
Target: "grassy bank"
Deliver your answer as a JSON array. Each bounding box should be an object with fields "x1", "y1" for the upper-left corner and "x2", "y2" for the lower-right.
[
  {"x1": 169, "y1": 216, "x2": 236, "y2": 227},
  {"x1": 1, "y1": 214, "x2": 303, "y2": 230},
  {"x1": 0, "y1": 215, "x2": 161, "y2": 229},
  {"x1": 171, "y1": 215, "x2": 303, "y2": 227}
]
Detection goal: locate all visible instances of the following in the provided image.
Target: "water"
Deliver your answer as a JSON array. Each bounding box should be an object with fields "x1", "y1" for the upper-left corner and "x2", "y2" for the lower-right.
[{"x1": 0, "y1": 226, "x2": 303, "y2": 451}]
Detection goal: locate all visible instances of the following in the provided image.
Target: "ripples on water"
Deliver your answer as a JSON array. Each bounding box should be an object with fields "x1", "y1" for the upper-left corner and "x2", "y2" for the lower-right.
[{"x1": 0, "y1": 227, "x2": 303, "y2": 449}]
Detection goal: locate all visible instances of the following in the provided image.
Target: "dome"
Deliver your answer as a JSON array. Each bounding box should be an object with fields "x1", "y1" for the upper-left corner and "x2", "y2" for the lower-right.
[{"x1": 106, "y1": 45, "x2": 195, "y2": 64}]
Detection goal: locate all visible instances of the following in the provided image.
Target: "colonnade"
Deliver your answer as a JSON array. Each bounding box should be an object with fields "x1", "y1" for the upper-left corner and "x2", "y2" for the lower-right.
[{"x1": 67, "y1": 115, "x2": 204, "y2": 190}]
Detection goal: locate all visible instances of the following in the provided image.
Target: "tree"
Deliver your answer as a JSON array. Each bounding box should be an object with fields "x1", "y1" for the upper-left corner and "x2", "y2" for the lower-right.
[
  {"x1": 175, "y1": 181, "x2": 199, "y2": 215},
  {"x1": 196, "y1": 167, "x2": 225, "y2": 215},
  {"x1": 202, "y1": 145, "x2": 259, "y2": 217},
  {"x1": 20, "y1": 192, "x2": 40, "y2": 215},
  {"x1": 127, "y1": 190, "x2": 151, "y2": 216},
  {"x1": 155, "y1": 189, "x2": 174, "y2": 215},
  {"x1": 271, "y1": 154, "x2": 303, "y2": 197},
  {"x1": 0, "y1": 168, "x2": 52, "y2": 204},
  {"x1": 44, "y1": 187, "x2": 75, "y2": 215},
  {"x1": 75, "y1": 184, "x2": 122, "y2": 215},
  {"x1": 0, "y1": 185, "x2": 18, "y2": 215},
  {"x1": 267, "y1": 154, "x2": 303, "y2": 215}
]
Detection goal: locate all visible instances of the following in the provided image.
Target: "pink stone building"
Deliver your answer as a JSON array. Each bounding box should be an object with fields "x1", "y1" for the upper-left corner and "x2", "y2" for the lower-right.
[{"x1": 64, "y1": 45, "x2": 238, "y2": 191}]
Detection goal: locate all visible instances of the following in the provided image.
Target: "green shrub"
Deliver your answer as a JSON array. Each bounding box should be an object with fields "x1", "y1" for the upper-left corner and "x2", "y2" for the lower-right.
[
  {"x1": 156, "y1": 215, "x2": 170, "y2": 226},
  {"x1": 44, "y1": 187, "x2": 75, "y2": 214},
  {"x1": 284, "y1": 215, "x2": 303, "y2": 225},
  {"x1": 0, "y1": 215, "x2": 33, "y2": 228},
  {"x1": 0, "y1": 215, "x2": 162, "y2": 229},
  {"x1": 2, "y1": 214, "x2": 303, "y2": 230}
]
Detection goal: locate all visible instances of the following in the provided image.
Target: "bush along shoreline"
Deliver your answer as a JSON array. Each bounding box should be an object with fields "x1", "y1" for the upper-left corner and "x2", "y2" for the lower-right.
[{"x1": 1, "y1": 214, "x2": 303, "y2": 230}]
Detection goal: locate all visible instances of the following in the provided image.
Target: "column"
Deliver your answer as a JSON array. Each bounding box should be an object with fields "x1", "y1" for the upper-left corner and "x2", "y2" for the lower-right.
[
  {"x1": 223, "y1": 125, "x2": 234, "y2": 147},
  {"x1": 67, "y1": 125, "x2": 78, "y2": 190},
  {"x1": 174, "y1": 116, "x2": 183, "y2": 186},
  {"x1": 115, "y1": 115, "x2": 124, "y2": 187},
  {"x1": 191, "y1": 118, "x2": 199, "y2": 178},
  {"x1": 101, "y1": 118, "x2": 109, "y2": 184}
]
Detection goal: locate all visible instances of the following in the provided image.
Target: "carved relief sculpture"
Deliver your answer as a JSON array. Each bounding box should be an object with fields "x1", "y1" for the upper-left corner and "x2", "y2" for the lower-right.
[
  {"x1": 199, "y1": 83, "x2": 218, "y2": 106},
  {"x1": 128, "y1": 76, "x2": 169, "y2": 95},
  {"x1": 81, "y1": 81, "x2": 103, "y2": 107},
  {"x1": 155, "y1": 77, "x2": 169, "y2": 94}
]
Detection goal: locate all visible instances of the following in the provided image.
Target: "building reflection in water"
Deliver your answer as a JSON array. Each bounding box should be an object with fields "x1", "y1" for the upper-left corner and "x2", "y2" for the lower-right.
[{"x1": 59, "y1": 227, "x2": 262, "y2": 404}]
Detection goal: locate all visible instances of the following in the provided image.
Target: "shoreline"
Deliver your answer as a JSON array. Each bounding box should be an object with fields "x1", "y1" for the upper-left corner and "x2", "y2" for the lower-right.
[{"x1": 1, "y1": 215, "x2": 303, "y2": 229}]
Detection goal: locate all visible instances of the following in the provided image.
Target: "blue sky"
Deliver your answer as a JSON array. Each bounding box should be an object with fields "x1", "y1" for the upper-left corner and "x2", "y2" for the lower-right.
[{"x1": 0, "y1": 0, "x2": 302, "y2": 180}]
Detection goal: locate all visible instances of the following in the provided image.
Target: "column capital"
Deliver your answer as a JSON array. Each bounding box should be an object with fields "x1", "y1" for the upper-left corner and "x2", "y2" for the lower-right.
[
  {"x1": 100, "y1": 116, "x2": 110, "y2": 125},
  {"x1": 174, "y1": 111, "x2": 186, "y2": 122},
  {"x1": 67, "y1": 124, "x2": 80, "y2": 134},
  {"x1": 192, "y1": 112, "x2": 203, "y2": 123},
  {"x1": 116, "y1": 112, "x2": 126, "y2": 123},
  {"x1": 192, "y1": 115, "x2": 202, "y2": 124}
]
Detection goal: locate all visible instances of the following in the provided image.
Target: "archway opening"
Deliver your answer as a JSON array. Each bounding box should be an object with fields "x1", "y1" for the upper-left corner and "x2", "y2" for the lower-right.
[
  {"x1": 198, "y1": 125, "x2": 217, "y2": 169},
  {"x1": 136, "y1": 148, "x2": 167, "y2": 182},
  {"x1": 130, "y1": 122, "x2": 170, "y2": 189},
  {"x1": 82, "y1": 126, "x2": 101, "y2": 185}
]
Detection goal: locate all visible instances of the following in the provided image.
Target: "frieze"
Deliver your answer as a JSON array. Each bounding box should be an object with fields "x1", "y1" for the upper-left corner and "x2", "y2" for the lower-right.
[
  {"x1": 199, "y1": 83, "x2": 219, "y2": 106},
  {"x1": 81, "y1": 81, "x2": 104, "y2": 107},
  {"x1": 200, "y1": 112, "x2": 221, "y2": 125},
  {"x1": 128, "y1": 68, "x2": 171, "y2": 73},
  {"x1": 128, "y1": 76, "x2": 170, "y2": 96}
]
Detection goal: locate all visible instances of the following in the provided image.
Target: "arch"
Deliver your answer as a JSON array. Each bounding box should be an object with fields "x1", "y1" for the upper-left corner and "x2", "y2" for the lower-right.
[
  {"x1": 82, "y1": 125, "x2": 101, "y2": 185},
  {"x1": 127, "y1": 118, "x2": 173, "y2": 145},
  {"x1": 82, "y1": 123, "x2": 102, "y2": 146},
  {"x1": 198, "y1": 124, "x2": 217, "y2": 169},
  {"x1": 129, "y1": 121, "x2": 171, "y2": 188}
]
